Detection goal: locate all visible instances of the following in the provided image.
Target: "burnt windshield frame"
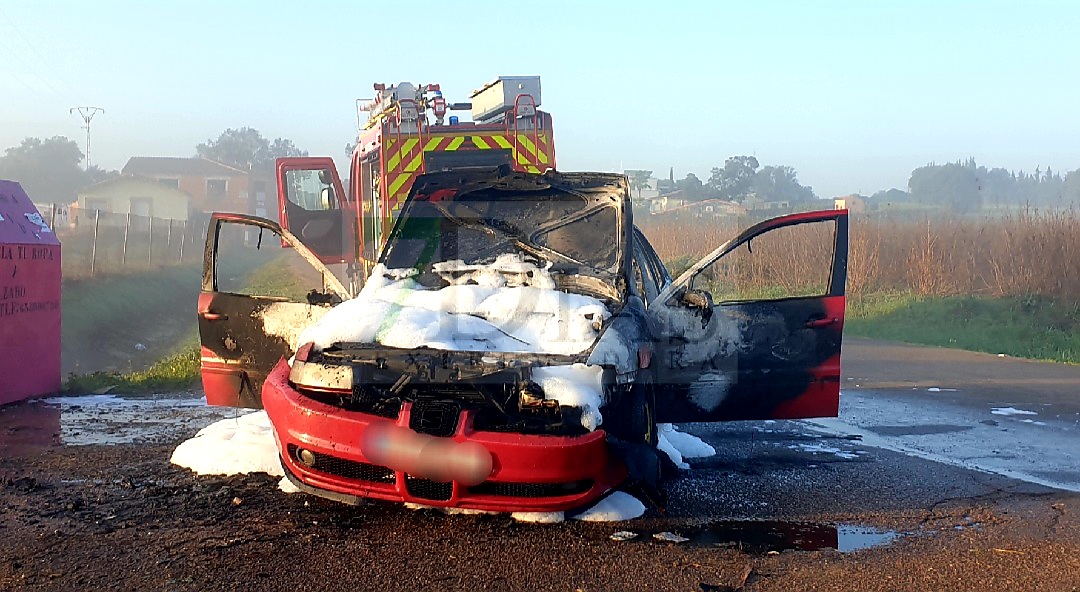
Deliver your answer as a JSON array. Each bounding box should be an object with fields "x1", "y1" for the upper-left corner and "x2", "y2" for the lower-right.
[{"x1": 379, "y1": 186, "x2": 618, "y2": 275}]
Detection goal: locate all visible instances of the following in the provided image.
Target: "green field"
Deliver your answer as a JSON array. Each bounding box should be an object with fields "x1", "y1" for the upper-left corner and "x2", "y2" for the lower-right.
[{"x1": 846, "y1": 293, "x2": 1080, "y2": 364}]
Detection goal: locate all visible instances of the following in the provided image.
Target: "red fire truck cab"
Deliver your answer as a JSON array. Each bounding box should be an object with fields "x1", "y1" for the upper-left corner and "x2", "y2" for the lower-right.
[{"x1": 276, "y1": 76, "x2": 556, "y2": 283}]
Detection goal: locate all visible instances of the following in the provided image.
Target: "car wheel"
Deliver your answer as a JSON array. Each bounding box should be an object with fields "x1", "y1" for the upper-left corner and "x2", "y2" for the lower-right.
[
  {"x1": 605, "y1": 375, "x2": 657, "y2": 447},
  {"x1": 604, "y1": 374, "x2": 666, "y2": 509}
]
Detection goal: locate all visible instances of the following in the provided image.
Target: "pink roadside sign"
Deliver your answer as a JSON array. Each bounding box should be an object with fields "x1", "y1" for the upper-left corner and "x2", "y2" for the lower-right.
[{"x1": 0, "y1": 180, "x2": 62, "y2": 404}]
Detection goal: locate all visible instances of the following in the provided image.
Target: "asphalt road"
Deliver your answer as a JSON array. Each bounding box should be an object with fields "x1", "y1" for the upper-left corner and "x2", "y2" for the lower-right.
[
  {"x1": 842, "y1": 336, "x2": 1080, "y2": 412},
  {"x1": 826, "y1": 337, "x2": 1080, "y2": 491},
  {"x1": 1, "y1": 338, "x2": 1078, "y2": 591}
]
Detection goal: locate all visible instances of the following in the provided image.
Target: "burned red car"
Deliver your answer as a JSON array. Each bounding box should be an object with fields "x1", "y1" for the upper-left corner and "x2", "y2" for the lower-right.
[{"x1": 198, "y1": 167, "x2": 848, "y2": 513}]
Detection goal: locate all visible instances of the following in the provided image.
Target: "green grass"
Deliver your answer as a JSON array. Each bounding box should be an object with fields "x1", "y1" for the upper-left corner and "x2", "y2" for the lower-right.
[
  {"x1": 62, "y1": 264, "x2": 203, "y2": 393},
  {"x1": 241, "y1": 252, "x2": 319, "y2": 301},
  {"x1": 846, "y1": 292, "x2": 1080, "y2": 364},
  {"x1": 63, "y1": 339, "x2": 201, "y2": 394},
  {"x1": 61, "y1": 264, "x2": 201, "y2": 346},
  {"x1": 61, "y1": 265, "x2": 204, "y2": 393},
  {"x1": 61, "y1": 250, "x2": 312, "y2": 394},
  {"x1": 663, "y1": 248, "x2": 1079, "y2": 364}
]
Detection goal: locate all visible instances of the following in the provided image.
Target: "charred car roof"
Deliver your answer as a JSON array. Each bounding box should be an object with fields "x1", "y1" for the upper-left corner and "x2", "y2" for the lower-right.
[{"x1": 379, "y1": 168, "x2": 632, "y2": 301}]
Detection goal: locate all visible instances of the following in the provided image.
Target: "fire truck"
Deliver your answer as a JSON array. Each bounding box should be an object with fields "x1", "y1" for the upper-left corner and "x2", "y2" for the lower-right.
[{"x1": 275, "y1": 76, "x2": 556, "y2": 283}]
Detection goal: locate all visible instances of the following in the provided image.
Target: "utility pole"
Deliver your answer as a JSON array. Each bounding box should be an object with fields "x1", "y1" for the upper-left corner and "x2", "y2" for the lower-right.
[{"x1": 70, "y1": 106, "x2": 104, "y2": 170}]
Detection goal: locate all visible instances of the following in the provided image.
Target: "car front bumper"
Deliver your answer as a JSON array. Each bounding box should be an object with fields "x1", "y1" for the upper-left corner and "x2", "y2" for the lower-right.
[{"x1": 261, "y1": 358, "x2": 627, "y2": 512}]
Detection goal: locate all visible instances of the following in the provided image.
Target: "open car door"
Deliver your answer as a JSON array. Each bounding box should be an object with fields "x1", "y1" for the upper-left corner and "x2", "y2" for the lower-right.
[
  {"x1": 198, "y1": 213, "x2": 352, "y2": 408},
  {"x1": 276, "y1": 157, "x2": 358, "y2": 267},
  {"x1": 649, "y1": 210, "x2": 848, "y2": 423}
]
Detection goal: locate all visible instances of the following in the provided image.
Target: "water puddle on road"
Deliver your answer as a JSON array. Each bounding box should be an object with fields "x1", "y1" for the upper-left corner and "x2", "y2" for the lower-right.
[
  {"x1": 647, "y1": 521, "x2": 899, "y2": 554},
  {"x1": 0, "y1": 394, "x2": 235, "y2": 448}
]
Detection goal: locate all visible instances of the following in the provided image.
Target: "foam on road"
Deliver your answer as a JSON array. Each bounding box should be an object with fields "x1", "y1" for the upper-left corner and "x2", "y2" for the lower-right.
[{"x1": 804, "y1": 389, "x2": 1080, "y2": 493}]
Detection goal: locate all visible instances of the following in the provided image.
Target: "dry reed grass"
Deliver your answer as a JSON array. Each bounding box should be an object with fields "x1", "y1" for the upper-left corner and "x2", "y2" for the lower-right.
[{"x1": 638, "y1": 210, "x2": 1080, "y2": 305}]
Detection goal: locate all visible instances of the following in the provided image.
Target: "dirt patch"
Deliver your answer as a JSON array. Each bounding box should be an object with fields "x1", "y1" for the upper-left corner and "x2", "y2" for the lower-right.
[
  {"x1": 0, "y1": 442, "x2": 756, "y2": 592},
  {"x1": 1, "y1": 404, "x2": 1078, "y2": 591}
]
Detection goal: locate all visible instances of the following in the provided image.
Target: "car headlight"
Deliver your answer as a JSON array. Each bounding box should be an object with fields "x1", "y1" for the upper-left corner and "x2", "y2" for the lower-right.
[{"x1": 289, "y1": 359, "x2": 354, "y2": 392}]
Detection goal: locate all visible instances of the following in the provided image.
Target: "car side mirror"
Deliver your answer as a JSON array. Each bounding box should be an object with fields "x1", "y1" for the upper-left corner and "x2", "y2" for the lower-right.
[
  {"x1": 680, "y1": 288, "x2": 712, "y2": 310},
  {"x1": 320, "y1": 187, "x2": 336, "y2": 210}
]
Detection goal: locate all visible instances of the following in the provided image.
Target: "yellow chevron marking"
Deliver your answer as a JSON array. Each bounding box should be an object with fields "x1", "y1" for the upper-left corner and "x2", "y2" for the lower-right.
[
  {"x1": 473, "y1": 136, "x2": 491, "y2": 150},
  {"x1": 403, "y1": 151, "x2": 423, "y2": 173},
  {"x1": 424, "y1": 137, "x2": 442, "y2": 151},
  {"x1": 534, "y1": 134, "x2": 550, "y2": 164},
  {"x1": 493, "y1": 135, "x2": 512, "y2": 149},
  {"x1": 517, "y1": 134, "x2": 538, "y2": 159},
  {"x1": 388, "y1": 173, "x2": 411, "y2": 199},
  {"x1": 386, "y1": 147, "x2": 402, "y2": 171},
  {"x1": 387, "y1": 138, "x2": 417, "y2": 171},
  {"x1": 447, "y1": 136, "x2": 465, "y2": 151},
  {"x1": 401, "y1": 138, "x2": 418, "y2": 160}
]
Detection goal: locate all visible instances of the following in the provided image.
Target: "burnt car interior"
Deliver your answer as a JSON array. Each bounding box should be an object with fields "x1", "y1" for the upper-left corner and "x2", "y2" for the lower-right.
[{"x1": 381, "y1": 170, "x2": 626, "y2": 302}]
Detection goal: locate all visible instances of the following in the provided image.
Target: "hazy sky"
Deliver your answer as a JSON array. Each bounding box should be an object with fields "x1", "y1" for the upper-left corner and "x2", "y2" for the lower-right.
[{"x1": 2, "y1": 0, "x2": 1079, "y2": 197}]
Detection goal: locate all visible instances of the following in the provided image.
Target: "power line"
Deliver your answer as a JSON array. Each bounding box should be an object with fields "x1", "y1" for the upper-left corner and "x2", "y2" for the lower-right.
[
  {"x1": 0, "y1": 6, "x2": 77, "y2": 102},
  {"x1": 70, "y1": 107, "x2": 105, "y2": 170}
]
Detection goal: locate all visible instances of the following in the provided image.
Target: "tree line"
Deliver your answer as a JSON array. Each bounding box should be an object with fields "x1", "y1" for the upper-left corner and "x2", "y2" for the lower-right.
[
  {"x1": 0, "y1": 128, "x2": 306, "y2": 203},
  {"x1": 626, "y1": 155, "x2": 818, "y2": 205},
  {"x1": 876, "y1": 158, "x2": 1080, "y2": 213},
  {"x1": 628, "y1": 155, "x2": 1080, "y2": 213}
]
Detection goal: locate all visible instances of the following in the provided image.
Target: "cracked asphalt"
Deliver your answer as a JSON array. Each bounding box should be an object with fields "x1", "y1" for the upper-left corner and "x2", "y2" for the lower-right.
[{"x1": 1, "y1": 339, "x2": 1078, "y2": 591}]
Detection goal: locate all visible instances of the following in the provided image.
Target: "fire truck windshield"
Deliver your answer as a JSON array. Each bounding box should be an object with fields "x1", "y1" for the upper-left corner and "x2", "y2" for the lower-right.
[{"x1": 284, "y1": 168, "x2": 338, "y2": 211}]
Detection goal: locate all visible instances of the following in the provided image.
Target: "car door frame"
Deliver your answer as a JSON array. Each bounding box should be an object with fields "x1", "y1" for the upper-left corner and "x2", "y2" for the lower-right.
[
  {"x1": 276, "y1": 156, "x2": 358, "y2": 266},
  {"x1": 631, "y1": 227, "x2": 673, "y2": 306},
  {"x1": 198, "y1": 212, "x2": 352, "y2": 408},
  {"x1": 649, "y1": 209, "x2": 849, "y2": 423}
]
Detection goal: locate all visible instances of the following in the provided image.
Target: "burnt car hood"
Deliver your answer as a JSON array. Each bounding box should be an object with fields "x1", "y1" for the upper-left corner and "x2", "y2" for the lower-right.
[{"x1": 378, "y1": 168, "x2": 632, "y2": 302}]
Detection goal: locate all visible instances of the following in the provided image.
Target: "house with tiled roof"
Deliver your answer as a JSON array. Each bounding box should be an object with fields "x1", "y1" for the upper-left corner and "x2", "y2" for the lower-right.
[
  {"x1": 77, "y1": 175, "x2": 192, "y2": 221},
  {"x1": 121, "y1": 156, "x2": 271, "y2": 215}
]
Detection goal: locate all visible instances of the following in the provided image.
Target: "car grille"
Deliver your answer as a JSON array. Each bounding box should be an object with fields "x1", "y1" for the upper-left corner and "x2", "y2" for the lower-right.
[
  {"x1": 351, "y1": 385, "x2": 403, "y2": 419},
  {"x1": 295, "y1": 387, "x2": 402, "y2": 419},
  {"x1": 404, "y1": 475, "x2": 453, "y2": 501},
  {"x1": 287, "y1": 445, "x2": 395, "y2": 484},
  {"x1": 468, "y1": 479, "x2": 594, "y2": 498},
  {"x1": 409, "y1": 400, "x2": 461, "y2": 437}
]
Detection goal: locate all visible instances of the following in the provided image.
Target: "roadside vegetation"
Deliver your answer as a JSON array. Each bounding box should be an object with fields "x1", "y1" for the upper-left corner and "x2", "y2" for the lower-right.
[
  {"x1": 63, "y1": 339, "x2": 201, "y2": 394},
  {"x1": 62, "y1": 204, "x2": 1078, "y2": 398},
  {"x1": 639, "y1": 210, "x2": 1080, "y2": 364},
  {"x1": 846, "y1": 293, "x2": 1079, "y2": 363},
  {"x1": 61, "y1": 264, "x2": 202, "y2": 393},
  {"x1": 61, "y1": 247, "x2": 306, "y2": 394}
]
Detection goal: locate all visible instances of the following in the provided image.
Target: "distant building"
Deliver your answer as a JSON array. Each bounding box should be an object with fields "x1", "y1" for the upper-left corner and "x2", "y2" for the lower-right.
[
  {"x1": 649, "y1": 190, "x2": 691, "y2": 214},
  {"x1": 644, "y1": 190, "x2": 746, "y2": 218},
  {"x1": 121, "y1": 156, "x2": 271, "y2": 215},
  {"x1": 654, "y1": 197, "x2": 746, "y2": 218},
  {"x1": 76, "y1": 176, "x2": 192, "y2": 221},
  {"x1": 640, "y1": 177, "x2": 660, "y2": 201},
  {"x1": 743, "y1": 193, "x2": 790, "y2": 211},
  {"x1": 694, "y1": 199, "x2": 746, "y2": 218},
  {"x1": 833, "y1": 194, "x2": 867, "y2": 213}
]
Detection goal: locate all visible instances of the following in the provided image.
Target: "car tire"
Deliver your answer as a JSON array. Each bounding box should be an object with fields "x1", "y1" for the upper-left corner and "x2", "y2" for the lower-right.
[
  {"x1": 605, "y1": 374, "x2": 657, "y2": 447},
  {"x1": 604, "y1": 373, "x2": 666, "y2": 508}
]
